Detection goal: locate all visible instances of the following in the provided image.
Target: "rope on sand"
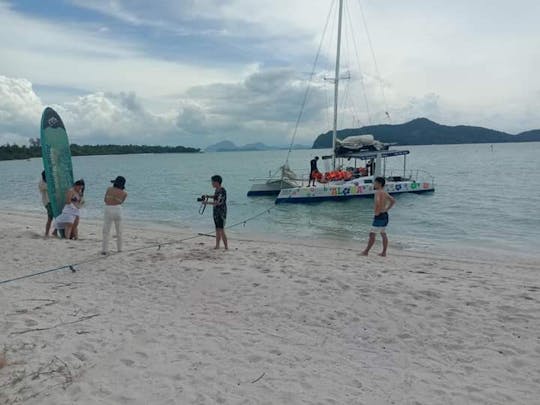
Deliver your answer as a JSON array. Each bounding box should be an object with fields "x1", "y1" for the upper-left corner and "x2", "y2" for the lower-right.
[{"x1": 0, "y1": 207, "x2": 277, "y2": 286}]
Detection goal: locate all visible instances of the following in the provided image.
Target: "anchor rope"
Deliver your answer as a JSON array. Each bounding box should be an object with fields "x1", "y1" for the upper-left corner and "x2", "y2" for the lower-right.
[{"x1": 0, "y1": 206, "x2": 277, "y2": 286}]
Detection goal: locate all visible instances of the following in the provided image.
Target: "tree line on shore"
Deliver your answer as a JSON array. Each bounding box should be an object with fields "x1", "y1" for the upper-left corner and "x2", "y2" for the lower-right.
[{"x1": 0, "y1": 142, "x2": 201, "y2": 161}]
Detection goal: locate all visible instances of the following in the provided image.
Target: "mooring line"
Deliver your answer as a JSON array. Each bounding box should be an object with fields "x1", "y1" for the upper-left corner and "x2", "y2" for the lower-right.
[{"x1": 0, "y1": 207, "x2": 276, "y2": 285}]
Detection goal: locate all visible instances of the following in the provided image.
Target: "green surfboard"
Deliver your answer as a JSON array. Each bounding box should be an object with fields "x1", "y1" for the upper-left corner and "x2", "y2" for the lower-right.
[{"x1": 40, "y1": 107, "x2": 74, "y2": 218}]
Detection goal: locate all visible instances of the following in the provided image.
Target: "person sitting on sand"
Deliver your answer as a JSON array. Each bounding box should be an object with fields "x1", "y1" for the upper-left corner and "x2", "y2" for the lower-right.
[
  {"x1": 362, "y1": 177, "x2": 395, "y2": 257},
  {"x1": 38, "y1": 171, "x2": 53, "y2": 237},
  {"x1": 203, "y1": 175, "x2": 228, "y2": 250},
  {"x1": 54, "y1": 180, "x2": 84, "y2": 240},
  {"x1": 102, "y1": 176, "x2": 128, "y2": 255}
]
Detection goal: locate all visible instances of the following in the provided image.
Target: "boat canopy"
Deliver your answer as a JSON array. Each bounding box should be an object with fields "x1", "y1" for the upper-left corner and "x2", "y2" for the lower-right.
[{"x1": 322, "y1": 149, "x2": 409, "y2": 161}]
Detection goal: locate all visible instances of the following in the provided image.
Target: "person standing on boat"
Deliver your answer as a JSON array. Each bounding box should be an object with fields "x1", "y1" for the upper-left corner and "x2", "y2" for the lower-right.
[
  {"x1": 366, "y1": 159, "x2": 375, "y2": 176},
  {"x1": 309, "y1": 156, "x2": 321, "y2": 187},
  {"x1": 362, "y1": 177, "x2": 396, "y2": 257}
]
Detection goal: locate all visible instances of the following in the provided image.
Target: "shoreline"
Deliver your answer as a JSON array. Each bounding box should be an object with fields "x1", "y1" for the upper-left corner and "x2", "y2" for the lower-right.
[
  {"x1": 0, "y1": 209, "x2": 540, "y2": 265},
  {"x1": 2, "y1": 140, "x2": 540, "y2": 163}
]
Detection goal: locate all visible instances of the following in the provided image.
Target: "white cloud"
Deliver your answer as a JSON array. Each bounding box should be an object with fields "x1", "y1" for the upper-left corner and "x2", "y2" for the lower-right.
[
  {"x1": 0, "y1": 70, "x2": 328, "y2": 147},
  {"x1": 175, "y1": 68, "x2": 330, "y2": 145},
  {"x1": 0, "y1": 1, "x2": 242, "y2": 103},
  {"x1": 0, "y1": 76, "x2": 43, "y2": 138},
  {"x1": 0, "y1": 75, "x2": 177, "y2": 145},
  {"x1": 1, "y1": 69, "x2": 538, "y2": 149},
  {"x1": 0, "y1": 132, "x2": 29, "y2": 146},
  {"x1": 1, "y1": 0, "x2": 539, "y2": 146},
  {"x1": 56, "y1": 92, "x2": 172, "y2": 143},
  {"x1": 68, "y1": 0, "x2": 332, "y2": 38}
]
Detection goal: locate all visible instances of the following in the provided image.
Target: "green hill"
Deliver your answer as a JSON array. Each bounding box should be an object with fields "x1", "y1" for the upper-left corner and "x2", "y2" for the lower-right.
[{"x1": 312, "y1": 118, "x2": 540, "y2": 148}]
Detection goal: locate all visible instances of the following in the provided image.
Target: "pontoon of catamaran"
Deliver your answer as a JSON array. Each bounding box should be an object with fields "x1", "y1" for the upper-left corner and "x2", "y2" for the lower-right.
[{"x1": 247, "y1": 165, "x2": 302, "y2": 196}]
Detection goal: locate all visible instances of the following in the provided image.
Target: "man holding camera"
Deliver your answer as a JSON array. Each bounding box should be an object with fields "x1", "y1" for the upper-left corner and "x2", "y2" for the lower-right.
[{"x1": 202, "y1": 175, "x2": 228, "y2": 250}]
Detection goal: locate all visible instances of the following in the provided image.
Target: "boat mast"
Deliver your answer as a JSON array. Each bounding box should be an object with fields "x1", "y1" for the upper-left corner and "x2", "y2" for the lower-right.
[{"x1": 332, "y1": 0, "x2": 344, "y2": 170}]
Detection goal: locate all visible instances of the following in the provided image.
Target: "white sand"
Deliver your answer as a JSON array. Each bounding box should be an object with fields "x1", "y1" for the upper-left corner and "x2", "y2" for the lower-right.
[{"x1": 1, "y1": 210, "x2": 539, "y2": 404}]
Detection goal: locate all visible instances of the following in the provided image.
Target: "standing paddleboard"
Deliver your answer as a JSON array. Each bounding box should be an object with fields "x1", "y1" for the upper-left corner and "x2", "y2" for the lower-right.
[{"x1": 40, "y1": 107, "x2": 74, "y2": 218}]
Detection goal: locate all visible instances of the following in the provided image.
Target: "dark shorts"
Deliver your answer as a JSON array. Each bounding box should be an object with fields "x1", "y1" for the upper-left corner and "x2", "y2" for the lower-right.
[
  {"x1": 45, "y1": 203, "x2": 53, "y2": 220},
  {"x1": 214, "y1": 213, "x2": 226, "y2": 229},
  {"x1": 372, "y1": 212, "x2": 389, "y2": 228}
]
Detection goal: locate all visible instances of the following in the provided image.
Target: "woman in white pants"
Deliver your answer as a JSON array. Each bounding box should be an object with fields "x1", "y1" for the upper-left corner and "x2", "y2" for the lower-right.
[{"x1": 102, "y1": 176, "x2": 128, "y2": 254}]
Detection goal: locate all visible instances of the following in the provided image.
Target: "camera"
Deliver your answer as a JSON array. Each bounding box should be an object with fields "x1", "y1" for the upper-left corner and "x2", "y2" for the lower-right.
[{"x1": 197, "y1": 195, "x2": 207, "y2": 202}]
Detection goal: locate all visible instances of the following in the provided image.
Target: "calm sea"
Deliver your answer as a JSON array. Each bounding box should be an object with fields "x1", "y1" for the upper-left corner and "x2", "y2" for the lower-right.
[{"x1": 1, "y1": 143, "x2": 539, "y2": 255}]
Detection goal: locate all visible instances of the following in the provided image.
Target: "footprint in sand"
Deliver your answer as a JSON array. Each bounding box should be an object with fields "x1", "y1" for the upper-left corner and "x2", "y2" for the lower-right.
[
  {"x1": 135, "y1": 351, "x2": 148, "y2": 359},
  {"x1": 77, "y1": 342, "x2": 97, "y2": 354},
  {"x1": 24, "y1": 319, "x2": 38, "y2": 326},
  {"x1": 120, "y1": 358, "x2": 135, "y2": 366},
  {"x1": 247, "y1": 354, "x2": 263, "y2": 363},
  {"x1": 73, "y1": 352, "x2": 87, "y2": 362}
]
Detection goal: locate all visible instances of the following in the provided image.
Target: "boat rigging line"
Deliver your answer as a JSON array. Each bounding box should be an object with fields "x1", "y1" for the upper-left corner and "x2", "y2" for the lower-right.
[
  {"x1": 344, "y1": 0, "x2": 372, "y2": 124},
  {"x1": 357, "y1": 0, "x2": 391, "y2": 122},
  {"x1": 285, "y1": 0, "x2": 336, "y2": 166}
]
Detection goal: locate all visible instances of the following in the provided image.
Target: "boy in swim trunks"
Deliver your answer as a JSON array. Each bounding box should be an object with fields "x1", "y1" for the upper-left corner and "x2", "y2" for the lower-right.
[
  {"x1": 203, "y1": 175, "x2": 228, "y2": 250},
  {"x1": 362, "y1": 176, "x2": 396, "y2": 257}
]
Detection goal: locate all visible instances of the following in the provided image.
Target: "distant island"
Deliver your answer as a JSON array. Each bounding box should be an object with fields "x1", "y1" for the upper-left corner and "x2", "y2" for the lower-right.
[
  {"x1": 0, "y1": 143, "x2": 200, "y2": 161},
  {"x1": 312, "y1": 118, "x2": 540, "y2": 148},
  {"x1": 205, "y1": 140, "x2": 309, "y2": 152}
]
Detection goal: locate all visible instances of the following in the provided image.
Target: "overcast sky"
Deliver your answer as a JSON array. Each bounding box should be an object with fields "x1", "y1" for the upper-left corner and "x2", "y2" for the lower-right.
[{"x1": 0, "y1": 0, "x2": 539, "y2": 147}]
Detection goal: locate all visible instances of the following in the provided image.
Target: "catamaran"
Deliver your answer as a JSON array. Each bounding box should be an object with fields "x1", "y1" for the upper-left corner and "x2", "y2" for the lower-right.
[
  {"x1": 275, "y1": 134, "x2": 434, "y2": 203},
  {"x1": 248, "y1": 0, "x2": 435, "y2": 203}
]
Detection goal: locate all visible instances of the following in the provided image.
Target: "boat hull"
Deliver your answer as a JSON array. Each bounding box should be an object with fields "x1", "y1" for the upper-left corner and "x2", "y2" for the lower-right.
[
  {"x1": 275, "y1": 180, "x2": 434, "y2": 204},
  {"x1": 247, "y1": 179, "x2": 299, "y2": 197},
  {"x1": 247, "y1": 189, "x2": 281, "y2": 197}
]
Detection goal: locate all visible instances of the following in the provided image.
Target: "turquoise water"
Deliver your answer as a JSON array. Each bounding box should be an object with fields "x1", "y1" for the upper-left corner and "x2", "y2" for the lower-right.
[{"x1": 1, "y1": 143, "x2": 539, "y2": 254}]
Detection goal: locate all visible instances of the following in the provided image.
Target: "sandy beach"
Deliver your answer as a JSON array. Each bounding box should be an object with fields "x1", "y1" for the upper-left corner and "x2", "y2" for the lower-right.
[{"x1": 1, "y1": 210, "x2": 539, "y2": 404}]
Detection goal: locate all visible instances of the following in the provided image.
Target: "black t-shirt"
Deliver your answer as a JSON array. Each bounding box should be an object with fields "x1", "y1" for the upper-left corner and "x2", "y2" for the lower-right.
[
  {"x1": 310, "y1": 159, "x2": 318, "y2": 172},
  {"x1": 213, "y1": 187, "x2": 227, "y2": 218}
]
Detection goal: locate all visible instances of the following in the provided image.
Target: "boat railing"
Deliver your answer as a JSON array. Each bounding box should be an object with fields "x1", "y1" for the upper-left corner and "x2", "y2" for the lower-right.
[
  {"x1": 249, "y1": 168, "x2": 310, "y2": 183},
  {"x1": 386, "y1": 169, "x2": 435, "y2": 184},
  {"x1": 411, "y1": 169, "x2": 435, "y2": 184}
]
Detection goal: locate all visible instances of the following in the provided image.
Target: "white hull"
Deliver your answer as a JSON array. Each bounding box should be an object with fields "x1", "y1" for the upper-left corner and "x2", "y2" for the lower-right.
[
  {"x1": 247, "y1": 179, "x2": 299, "y2": 196},
  {"x1": 276, "y1": 178, "x2": 434, "y2": 203}
]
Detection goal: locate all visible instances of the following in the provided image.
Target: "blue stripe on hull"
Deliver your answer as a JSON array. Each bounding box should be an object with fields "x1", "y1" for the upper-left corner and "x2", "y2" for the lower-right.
[
  {"x1": 247, "y1": 190, "x2": 281, "y2": 197},
  {"x1": 275, "y1": 188, "x2": 434, "y2": 204}
]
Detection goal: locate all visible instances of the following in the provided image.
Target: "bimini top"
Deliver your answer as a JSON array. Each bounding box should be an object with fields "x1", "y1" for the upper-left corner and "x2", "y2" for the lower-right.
[{"x1": 322, "y1": 149, "x2": 409, "y2": 161}]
